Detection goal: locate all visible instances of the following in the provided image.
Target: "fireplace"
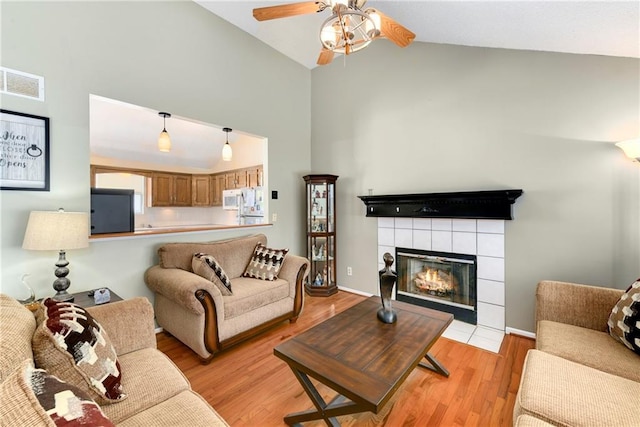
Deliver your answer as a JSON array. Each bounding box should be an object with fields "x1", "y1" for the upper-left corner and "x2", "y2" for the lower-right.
[
  {"x1": 395, "y1": 247, "x2": 477, "y2": 324},
  {"x1": 359, "y1": 189, "x2": 523, "y2": 334}
]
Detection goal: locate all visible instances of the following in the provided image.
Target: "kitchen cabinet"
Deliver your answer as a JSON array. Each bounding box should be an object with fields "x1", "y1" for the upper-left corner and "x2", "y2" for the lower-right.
[
  {"x1": 246, "y1": 165, "x2": 263, "y2": 187},
  {"x1": 151, "y1": 173, "x2": 172, "y2": 206},
  {"x1": 225, "y1": 171, "x2": 248, "y2": 189},
  {"x1": 224, "y1": 165, "x2": 263, "y2": 190},
  {"x1": 97, "y1": 165, "x2": 264, "y2": 208},
  {"x1": 174, "y1": 175, "x2": 192, "y2": 206},
  {"x1": 224, "y1": 173, "x2": 237, "y2": 190},
  {"x1": 236, "y1": 170, "x2": 247, "y2": 188},
  {"x1": 192, "y1": 175, "x2": 213, "y2": 206},
  {"x1": 211, "y1": 174, "x2": 226, "y2": 206},
  {"x1": 151, "y1": 172, "x2": 192, "y2": 207}
]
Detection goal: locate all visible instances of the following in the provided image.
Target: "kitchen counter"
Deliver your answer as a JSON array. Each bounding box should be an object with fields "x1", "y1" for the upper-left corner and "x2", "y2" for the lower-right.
[
  {"x1": 89, "y1": 223, "x2": 271, "y2": 240},
  {"x1": 134, "y1": 224, "x2": 225, "y2": 232}
]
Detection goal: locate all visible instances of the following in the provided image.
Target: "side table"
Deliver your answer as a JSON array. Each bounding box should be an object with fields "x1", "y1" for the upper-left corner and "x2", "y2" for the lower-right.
[{"x1": 70, "y1": 288, "x2": 123, "y2": 308}]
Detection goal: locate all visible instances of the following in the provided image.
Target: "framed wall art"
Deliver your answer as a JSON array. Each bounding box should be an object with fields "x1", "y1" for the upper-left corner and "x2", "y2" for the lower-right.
[{"x1": 0, "y1": 109, "x2": 50, "y2": 191}]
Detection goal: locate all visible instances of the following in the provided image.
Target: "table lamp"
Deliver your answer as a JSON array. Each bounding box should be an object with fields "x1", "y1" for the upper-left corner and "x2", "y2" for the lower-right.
[{"x1": 22, "y1": 209, "x2": 89, "y2": 302}]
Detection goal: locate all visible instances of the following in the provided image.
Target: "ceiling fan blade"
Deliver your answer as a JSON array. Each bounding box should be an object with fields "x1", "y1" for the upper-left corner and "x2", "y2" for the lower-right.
[
  {"x1": 377, "y1": 10, "x2": 416, "y2": 48},
  {"x1": 317, "y1": 48, "x2": 334, "y2": 65},
  {"x1": 253, "y1": 1, "x2": 321, "y2": 21}
]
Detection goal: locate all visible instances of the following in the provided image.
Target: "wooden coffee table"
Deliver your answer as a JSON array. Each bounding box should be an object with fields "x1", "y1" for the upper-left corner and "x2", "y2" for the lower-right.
[{"x1": 274, "y1": 296, "x2": 454, "y2": 426}]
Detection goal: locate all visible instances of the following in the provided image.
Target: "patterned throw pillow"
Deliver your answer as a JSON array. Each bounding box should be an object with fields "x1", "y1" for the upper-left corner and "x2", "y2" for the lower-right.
[
  {"x1": 608, "y1": 279, "x2": 640, "y2": 355},
  {"x1": 192, "y1": 253, "x2": 233, "y2": 296},
  {"x1": 242, "y1": 242, "x2": 289, "y2": 281},
  {"x1": 0, "y1": 359, "x2": 115, "y2": 426},
  {"x1": 32, "y1": 299, "x2": 126, "y2": 405}
]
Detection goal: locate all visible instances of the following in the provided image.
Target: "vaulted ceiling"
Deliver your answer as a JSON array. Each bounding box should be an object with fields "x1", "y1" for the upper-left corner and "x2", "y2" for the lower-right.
[{"x1": 197, "y1": 1, "x2": 639, "y2": 69}]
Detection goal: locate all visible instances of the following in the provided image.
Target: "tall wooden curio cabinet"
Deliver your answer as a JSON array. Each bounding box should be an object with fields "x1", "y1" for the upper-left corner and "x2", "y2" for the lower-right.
[{"x1": 303, "y1": 174, "x2": 338, "y2": 296}]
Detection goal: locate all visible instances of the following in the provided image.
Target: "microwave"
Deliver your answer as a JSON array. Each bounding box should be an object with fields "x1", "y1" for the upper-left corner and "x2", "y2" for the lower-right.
[{"x1": 222, "y1": 189, "x2": 242, "y2": 210}]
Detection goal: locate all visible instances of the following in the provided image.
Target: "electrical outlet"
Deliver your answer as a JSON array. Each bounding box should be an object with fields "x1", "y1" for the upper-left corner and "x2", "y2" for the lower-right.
[
  {"x1": 272, "y1": 213, "x2": 277, "y2": 222},
  {"x1": 347, "y1": 266, "x2": 352, "y2": 276}
]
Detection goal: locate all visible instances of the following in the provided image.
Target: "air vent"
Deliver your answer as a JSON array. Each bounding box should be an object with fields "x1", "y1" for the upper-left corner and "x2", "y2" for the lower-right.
[{"x1": 1, "y1": 66, "x2": 45, "y2": 101}]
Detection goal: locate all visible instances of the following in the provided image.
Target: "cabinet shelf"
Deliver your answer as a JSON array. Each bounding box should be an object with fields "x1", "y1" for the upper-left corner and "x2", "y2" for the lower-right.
[
  {"x1": 311, "y1": 256, "x2": 334, "y2": 262},
  {"x1": 304, "y1": 174, "x2": 339, "y2": 297}
]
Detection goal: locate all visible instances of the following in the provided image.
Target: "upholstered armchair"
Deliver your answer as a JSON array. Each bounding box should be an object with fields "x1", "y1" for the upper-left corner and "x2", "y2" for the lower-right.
[{"x1": 145, "y1": 234, "x2": 309, "y2": 363}]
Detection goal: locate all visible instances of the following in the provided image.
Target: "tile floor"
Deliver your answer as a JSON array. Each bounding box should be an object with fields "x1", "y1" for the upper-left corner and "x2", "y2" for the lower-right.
[{"x1": 442, "y1": 319, "x2": 505, "y2": 353}]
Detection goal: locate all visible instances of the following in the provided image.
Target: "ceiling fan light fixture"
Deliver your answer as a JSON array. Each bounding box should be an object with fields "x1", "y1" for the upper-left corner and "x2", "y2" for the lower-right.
[
  {"x1": 330, "y1": 0, "x2": 349, "y2": 12},
  {"x1": 320, "y1": 23, "x2": 339, "y2": 48},
  {"x1": 252, "y1": 0, "x2": 415, "y2": 66},
  {"x1": 158, "y1": 112, "x2": 171, "y2": 152},
  {"x1": 222, "y1": 127, "x2": 233, "y2": 162},
  {"x1": 365, "y1": 9, "x2": 381, "y2": 38},
  {"x1": 319, "y1": 9, "x2": 374, "y2": 54}
]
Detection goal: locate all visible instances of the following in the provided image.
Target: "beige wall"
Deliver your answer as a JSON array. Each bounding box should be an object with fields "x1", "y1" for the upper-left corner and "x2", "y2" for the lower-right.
[
  {"x1": 311, "y1": 42, "x2": 640, "y2": 332},
  {"x1": 0, "y1": 1, "x2": 311, "y2": 300}
]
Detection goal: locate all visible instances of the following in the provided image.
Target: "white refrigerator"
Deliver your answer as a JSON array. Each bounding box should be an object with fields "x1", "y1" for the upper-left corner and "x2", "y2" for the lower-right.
[{"x1": 239, "y1": 187, "x2": 265, "y2": 225}]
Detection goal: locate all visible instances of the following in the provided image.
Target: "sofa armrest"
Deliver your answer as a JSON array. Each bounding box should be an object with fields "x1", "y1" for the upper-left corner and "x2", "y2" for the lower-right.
[
  {"x1": 86, "y1": 297, "x2": 156, "y2": 355},
  {"x1": 279, "y1": 254, "x2": 310, "y2": 292},
  {"x1": 145, "y1": 265, "x2": 223, "y2": 315},
  {"x1": 279, "y1": 254, "x2": 310, "y2": 314},
  {"x1": 536, "y1": 280, "x2": 624, "y2": 332}
]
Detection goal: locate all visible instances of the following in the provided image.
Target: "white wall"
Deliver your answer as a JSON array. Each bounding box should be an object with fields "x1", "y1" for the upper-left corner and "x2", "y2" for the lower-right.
[
  {"x1": 0, "y1": 2, "x2": 311, "y2": 301},
  {"x1": 311, "y1": 42, "x2": 640, "y2": 332}
]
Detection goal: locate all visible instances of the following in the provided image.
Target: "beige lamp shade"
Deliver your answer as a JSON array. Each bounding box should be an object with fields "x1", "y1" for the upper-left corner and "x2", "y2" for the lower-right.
[
  {"x1": 22, "y1": 210, "x2": 89, "y2": 251},
  {"x1": 615, "y1": 139, "x2": 640, "y2": 161}
]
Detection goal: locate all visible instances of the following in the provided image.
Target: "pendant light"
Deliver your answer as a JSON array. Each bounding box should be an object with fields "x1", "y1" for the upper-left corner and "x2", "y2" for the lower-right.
[
  {"x1": 222, "y1": 127, "x2": 232, "y2": 161},
  {"x1": 158, "y1": 112, "x2": 172, "y2": 152}
]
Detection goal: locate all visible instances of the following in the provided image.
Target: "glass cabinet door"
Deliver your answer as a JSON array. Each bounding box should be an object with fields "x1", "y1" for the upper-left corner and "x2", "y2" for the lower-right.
[{"x1": 303, "y1": 175, "x2": 338, "y2": 296}]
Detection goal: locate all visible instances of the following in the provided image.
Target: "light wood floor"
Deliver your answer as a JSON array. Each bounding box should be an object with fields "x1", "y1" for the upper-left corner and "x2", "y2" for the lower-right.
[{"x1": 157, "y1": 291, "x2": 535, "y2": 426}]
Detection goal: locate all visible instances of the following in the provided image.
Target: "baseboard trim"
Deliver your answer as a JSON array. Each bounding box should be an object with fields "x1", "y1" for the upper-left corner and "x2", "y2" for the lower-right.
[
  {"x1": 505, "y1": 327, "x2": 536, "y2": 339},
  {"x1": 155, "y1": 327, "x2": 163, "y2": 334},
  {"x1": 337, "y1": 286, "x2": 374, "y2": 297}
]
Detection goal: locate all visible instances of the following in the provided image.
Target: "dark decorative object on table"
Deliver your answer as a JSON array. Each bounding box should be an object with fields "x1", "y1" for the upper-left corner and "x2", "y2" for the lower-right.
[{"x1": 378, "y1": 252, "x2": 398, "y2": 324}]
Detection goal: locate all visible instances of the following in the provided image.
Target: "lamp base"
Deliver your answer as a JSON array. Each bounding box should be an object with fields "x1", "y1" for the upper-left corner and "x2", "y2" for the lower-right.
[
  {"x1": 52, "y1": 250, "x2": 74, "y2": 303},
  {"x1": 52, "y1": 291, "x2": 74, "y2": 303}
]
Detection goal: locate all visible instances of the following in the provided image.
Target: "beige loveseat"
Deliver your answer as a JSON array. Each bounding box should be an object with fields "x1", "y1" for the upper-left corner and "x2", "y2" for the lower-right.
[
  {"x1": 0, "y1": 293, "x2": 228, "y2": 426},
  {"x1": 144, "y1": 233, "x2": 309, "y2": 362},
  {"x1": 514, "y1": 280, "x2": 640, "y2": 426}
]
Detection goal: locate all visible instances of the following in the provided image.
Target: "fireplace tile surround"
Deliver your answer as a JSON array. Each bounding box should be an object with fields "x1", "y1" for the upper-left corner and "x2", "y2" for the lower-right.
[{"x1": 378, "y1": 217, "x2": 507, "y2": 353}]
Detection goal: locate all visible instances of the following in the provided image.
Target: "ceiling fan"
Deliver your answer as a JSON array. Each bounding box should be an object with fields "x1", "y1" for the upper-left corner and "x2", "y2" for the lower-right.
[{"x1": 253, "y1": 0, "x2": 416, "y2": 66}]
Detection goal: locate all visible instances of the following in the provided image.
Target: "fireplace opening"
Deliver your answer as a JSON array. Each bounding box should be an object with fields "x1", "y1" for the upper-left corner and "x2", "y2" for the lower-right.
[{"x1": 395, "y1": 247, "x2": 477, "y2": 324}]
